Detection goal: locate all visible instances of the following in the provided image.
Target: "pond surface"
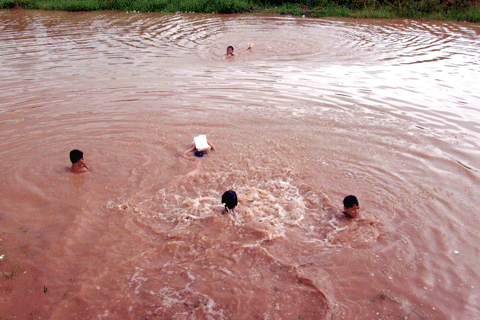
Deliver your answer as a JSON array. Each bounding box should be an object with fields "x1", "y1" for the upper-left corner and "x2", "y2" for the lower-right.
[{"x1": 1, "y1": 9, "x2": 479, "y2": 319}]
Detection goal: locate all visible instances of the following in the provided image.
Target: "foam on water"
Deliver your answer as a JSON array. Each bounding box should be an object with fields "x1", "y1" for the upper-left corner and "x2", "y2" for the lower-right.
[{"x1": 120, "y1": 160, "x2": 344, "y2": 244}]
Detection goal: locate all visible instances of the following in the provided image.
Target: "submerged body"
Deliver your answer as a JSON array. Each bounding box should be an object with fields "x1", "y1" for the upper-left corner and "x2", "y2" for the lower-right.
[{"x1": 68, "y1": 149, "x2": 90, "y2": 173}]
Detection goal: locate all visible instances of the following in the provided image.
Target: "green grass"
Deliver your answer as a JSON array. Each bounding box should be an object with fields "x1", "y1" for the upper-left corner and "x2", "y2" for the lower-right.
[
  {"x1": 449, "y1": 2, "x2": 480, "y2": 22},
  {"x1": 0, "y1": 0, "x2": 479, "y2": 22},
  {"x1": 0, "y1": 0, "x2": 256, "y2": 12}
]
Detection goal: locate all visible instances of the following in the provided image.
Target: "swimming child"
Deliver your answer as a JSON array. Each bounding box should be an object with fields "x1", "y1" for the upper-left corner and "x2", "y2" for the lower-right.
[
  {"x1": 226, "y1": 43, "x2": 254, "y2": 57},
  {"x1": 222, "y1": 190, "x2": 238, "y2": 213},
  {"x1": 343, "y1": 195, "x2": 360, "y2": 219},
  {"x1": 68, "y1": 149, "x2": 90, "y2": 173},
  {"x1": 181, "y1": 135, "x2": 216, "y2": 160}
]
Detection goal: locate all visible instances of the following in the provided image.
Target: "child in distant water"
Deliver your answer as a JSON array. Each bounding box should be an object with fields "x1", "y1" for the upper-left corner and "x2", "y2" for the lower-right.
[
  {"x1": 343, "y1": 195, "x2": 360, "y2": 219},
  {"x1": 68, "y1": 149, "x2": 90, "y2": 173},
  {"x1": 226, "y1": 43, "x2": 254, "y2": 57}
]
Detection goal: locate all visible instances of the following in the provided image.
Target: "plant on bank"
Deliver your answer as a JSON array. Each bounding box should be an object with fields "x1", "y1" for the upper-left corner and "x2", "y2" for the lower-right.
[{"x1": 0, "y1": 0, "x2": 479, "y2": 22}]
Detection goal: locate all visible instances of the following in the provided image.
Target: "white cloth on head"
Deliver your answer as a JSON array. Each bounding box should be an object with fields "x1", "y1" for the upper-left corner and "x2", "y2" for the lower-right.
[{"x1": 194, "y1": 135, "x2": 211, "y2": 151}]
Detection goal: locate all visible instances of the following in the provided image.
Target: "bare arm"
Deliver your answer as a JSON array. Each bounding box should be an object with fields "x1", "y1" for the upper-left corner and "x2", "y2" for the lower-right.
[
  {"x1": 180, "y1": 144, "x2": 197, "y2": 161},
  {"x1": 80, "y1": 159, "x2": 90, "y2": 171},
  {"x1": 70, "y1": 161, "x2": 90, "y2": 173},
  {"x1": 208, "y1": 141, "x2": 216, "y2": 151},
  {"x1": 247, "y1": 42, "x2": 254, "y2": 50}
]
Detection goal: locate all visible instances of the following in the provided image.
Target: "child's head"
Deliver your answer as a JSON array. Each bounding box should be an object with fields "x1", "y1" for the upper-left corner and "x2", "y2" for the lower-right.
[
  {"x1": 226, "y1": 46, "x2": 234, "y2": 56},
  {"x1": 222, "y1": 190, "x2": 238, "y2": 211},
  {"x1": 194, "y1": 150, "x2": 205, "y2": 158},
  {"x1": 69, "y1": 149, "x2": 84, "y2": 164},
  {"x1": 343, "y1": 195, "x2": 359, "y2": 219}
]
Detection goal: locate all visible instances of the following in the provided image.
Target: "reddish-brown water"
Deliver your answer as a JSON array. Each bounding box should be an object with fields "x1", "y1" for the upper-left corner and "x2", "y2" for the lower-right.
[{"x1": 1, "y1": 10, "x2": 479, "y2": 319}]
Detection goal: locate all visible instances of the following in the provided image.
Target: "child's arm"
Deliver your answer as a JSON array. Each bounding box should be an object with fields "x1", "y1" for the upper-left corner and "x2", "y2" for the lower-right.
[
  {"x1": 247, "y1": 42, "x2": 254, "y2": 50},
  {"x1": 80, "y1": 159, "x2": 90, "y2": 171},
  {"x1": 208, "y1": 141, "x2": 216, "y2": 151},
  {"x1": 180, "y1": 144, "x2": 196, "y2": 160}
]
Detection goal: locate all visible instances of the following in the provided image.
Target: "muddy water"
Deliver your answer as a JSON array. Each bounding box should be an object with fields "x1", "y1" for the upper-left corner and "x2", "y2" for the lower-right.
[{"x1": 1, "y1": 9, "x2": 479, "y2": 319}]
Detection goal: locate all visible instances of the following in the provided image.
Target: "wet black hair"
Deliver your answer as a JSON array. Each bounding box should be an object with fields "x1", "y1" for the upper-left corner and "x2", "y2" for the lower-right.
[
  {"x1": 222, "y1": 190, "x2": 238, "y2": 211},
  {"x1": 343, "y1": 195, "x2": 359, "y2": 208},
  {"x1": 194, "y1": 150, "x2": 205, "y2": 158},
  {"x1": 227, "y1": 46, "x2": 234, "y2": 51},
  {"x1": 69, "y1": 149, "x2": 84, "y2": 164}
]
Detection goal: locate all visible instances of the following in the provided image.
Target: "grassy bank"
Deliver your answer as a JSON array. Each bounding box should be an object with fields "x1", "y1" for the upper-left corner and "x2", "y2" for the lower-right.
[{"x1": 1, "y1": 0, "x2": 479, "y2": 22}]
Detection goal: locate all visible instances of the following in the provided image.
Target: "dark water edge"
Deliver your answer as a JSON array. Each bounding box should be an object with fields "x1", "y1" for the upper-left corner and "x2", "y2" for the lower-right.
[{"x1": 1, "y1": 0, "x2": 479, "y2": 22}]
